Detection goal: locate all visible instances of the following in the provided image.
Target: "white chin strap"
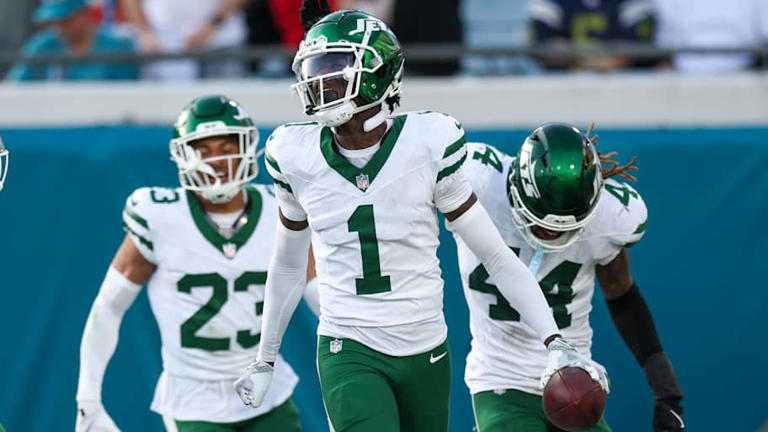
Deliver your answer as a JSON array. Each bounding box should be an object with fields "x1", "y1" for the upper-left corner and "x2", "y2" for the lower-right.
[
  {"x1": 315, "y1": 101, "x2": 356, "y2": 127},
  {"x1": 315, "y1": 101, "x2": 392, "y2": 132},
  {"x1": 201, "y1": 183, "x2": 240, "y2": 204},
  {"x1": 363, "y1": 104, "x2": 390, "y2": 132}
]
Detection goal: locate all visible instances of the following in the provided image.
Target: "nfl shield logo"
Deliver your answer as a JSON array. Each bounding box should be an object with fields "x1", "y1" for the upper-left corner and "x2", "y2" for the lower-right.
[
  {"x1": 355, "y1": 173, "x2": 370, "y2": 191},
  {"x1": 222, "y1": 243, "x2": 237, "y2": 259},
  {"x1": 330, "y1": 338, "x2": 343, "y2": 354}
]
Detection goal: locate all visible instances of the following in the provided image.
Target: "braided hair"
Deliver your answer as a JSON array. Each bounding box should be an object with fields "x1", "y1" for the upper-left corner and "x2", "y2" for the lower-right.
[{"x1": 585, "y1": 122, "x2": 639, "y2": 182}]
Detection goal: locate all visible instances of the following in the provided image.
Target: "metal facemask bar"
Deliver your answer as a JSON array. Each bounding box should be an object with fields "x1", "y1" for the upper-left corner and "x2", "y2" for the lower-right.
[
  {"x1": 291, "y1": 42, "x2": 384, "y2": 115},
  {"x1": 169, "y1": 127, "x2": 259, "y2": 202},
  {"x1": 508, "y1": 170, "x2": 602, "y2": 251}
]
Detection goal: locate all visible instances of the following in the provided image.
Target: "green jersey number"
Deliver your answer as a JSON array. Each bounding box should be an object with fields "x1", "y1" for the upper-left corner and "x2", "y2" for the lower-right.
[
  {"x1": 472, "y1": 145, "x2": 503, "y2": 172},
  {"x1": 468, "y1": 252, "x2": 580, "y2": 329},
  {"x1": 604, "y1": 183, "x2": 638, "y2": 206},
  {"x1": 348, "y1": 204, "x2": 391, "y2": 295},
  {"x1": 178, "y1": 271, "x2": 266, "y2": 351},
  {"x1": 150, "y1": 188, "x2": 180, "y2": 203}
]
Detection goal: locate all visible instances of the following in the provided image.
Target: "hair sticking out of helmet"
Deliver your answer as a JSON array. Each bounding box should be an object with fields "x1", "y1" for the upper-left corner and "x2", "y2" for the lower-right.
[
  {"x1": 585, "y1": 122, "x2": 639, "y2": 182},
  {"x1": 300, "y1": 0, "x2": 331, "y2": 31}
]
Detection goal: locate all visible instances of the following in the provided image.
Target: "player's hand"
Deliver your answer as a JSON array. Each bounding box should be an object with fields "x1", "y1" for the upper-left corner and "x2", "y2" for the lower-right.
[
  {"x1": 234, "y1": 360, "x2": 274, "y2": 408},
  {"x1": 539, "y1": 337, "x2": 610, "y2": 393},
  {"x1": 75, "y1": 400, "x2": 120, "y2": 432},
  {"x1": 653, "y1": 397, "x2": 685, "y2": 431}
]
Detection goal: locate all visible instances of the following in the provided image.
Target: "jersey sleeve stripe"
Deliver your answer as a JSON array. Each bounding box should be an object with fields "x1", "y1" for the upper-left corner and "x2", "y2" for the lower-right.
[
  {"x1": 269, "y1": 174, "x2": 293, "y2": 193},
  {"x1": 265, "y1": 150, "x2": 281, "y2": 173},
  {"x1": 633, "y1": 219, "x2": 648, "y2": 234},
  {"x1": 123, "y1": 222, "x2": 154, "y2": 250},
  {"x1": 123, "y1": 206, "x2": 148, "y2": 229},
  {"x1": 437, "y1": 151, "x2": 467, "y2": 182},
  {"x1": 442, "y1": 135, "x2": 467, "y2": 159}
]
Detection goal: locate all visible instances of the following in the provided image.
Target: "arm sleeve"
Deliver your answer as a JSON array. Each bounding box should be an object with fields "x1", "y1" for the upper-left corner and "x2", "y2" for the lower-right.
[
  {"x1": 257, "y1": 222, "x2": 312, "y2": 363},
  {"x1": 76, "y1": 267, "x2": 142, "y2": 402},
  {"x1": 606, "y1": 283, "x2": 683, "y2": 399},
  {"x1": 265, "y1": 144, "x2": 307, "y2": 222},
  {"x1": 450, "y1": 202, "x2": 559, "y2": 342}
]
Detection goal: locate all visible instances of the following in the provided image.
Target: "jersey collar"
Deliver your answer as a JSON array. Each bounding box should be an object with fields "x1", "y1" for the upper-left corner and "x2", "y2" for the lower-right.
[
  {"x1": 186, "y1": 185, "x2": 263, "y2": 258},
  {"x1": 319, "y1": 114, "x2": 406, "y2": 191}
]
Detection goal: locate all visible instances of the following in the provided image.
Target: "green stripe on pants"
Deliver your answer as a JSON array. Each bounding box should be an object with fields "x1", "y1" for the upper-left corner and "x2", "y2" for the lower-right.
[
  {"x1": 317, "y1": 336, "x2": 451, "y2": 432},
  {"x1": 472, "y1": 389, "x2": 611, "y2": 432}
]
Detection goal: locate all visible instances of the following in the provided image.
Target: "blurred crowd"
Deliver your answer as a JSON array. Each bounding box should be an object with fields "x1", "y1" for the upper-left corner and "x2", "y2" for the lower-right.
[{"x1": 2, "y1": 0, "x2": 767, "y2": 81}]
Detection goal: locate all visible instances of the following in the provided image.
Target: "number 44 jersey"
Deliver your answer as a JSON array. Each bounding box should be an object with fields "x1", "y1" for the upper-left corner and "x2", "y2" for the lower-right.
[
  {"x1": 455, "y1": 143, "x2": 648, "y2": 396},
  {"x1": 122, "y1": 184, "x2": 297, "y2": 422}
]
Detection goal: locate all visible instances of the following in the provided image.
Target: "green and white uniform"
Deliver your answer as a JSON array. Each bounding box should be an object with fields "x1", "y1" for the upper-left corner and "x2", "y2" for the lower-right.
[
  {"x1": 455, "y1": 142, "x2": 647, "y2": 397},
  {"x1": 265, "y1": 112, "x2": 470, "y2": 357},
  {"x1": 123, "y1": 184, "x2": 299, "y2": 424},
  {"x1": 265, "y1": 111, "x2": 470, "y2": 431}
]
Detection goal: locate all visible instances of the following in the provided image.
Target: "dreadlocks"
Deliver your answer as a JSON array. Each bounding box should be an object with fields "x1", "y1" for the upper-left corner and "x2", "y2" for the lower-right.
[{"x1": 585, "y1": 122, "x2": 639, "y2": 182}]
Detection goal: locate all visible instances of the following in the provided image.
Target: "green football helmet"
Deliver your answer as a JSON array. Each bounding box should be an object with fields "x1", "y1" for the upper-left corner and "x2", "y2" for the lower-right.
[
  {"x1": 509, "y1": 123, "x2": 603, "y2": 251},
  {"x1": 0, "y1": 136, "x2": 8, "y2": 192},
  {"x1": 169, "y1": 95, "x2": 259, "y2": 204},
  {"x1": 291, "y1": 10, "x2": 404, "y2": 127}
]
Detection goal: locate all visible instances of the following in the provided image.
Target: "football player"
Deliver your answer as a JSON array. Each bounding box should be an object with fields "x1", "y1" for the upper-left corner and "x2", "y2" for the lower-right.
[
  {"x1": 454, "y1": 124, "x2": 684, "y2": 431},
  {"x1": 0, "y1": 136, "x2": 8, "y2": 191},
  {"x1": 233, "y1": 6, "x2": 605, "y2": 432},
  {"x1": 75, "y1": 95, "x2": 318, "y2": 432}
]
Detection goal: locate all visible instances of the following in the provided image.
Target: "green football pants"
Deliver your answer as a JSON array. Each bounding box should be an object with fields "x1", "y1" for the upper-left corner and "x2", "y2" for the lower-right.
[
  {"x1": 472, "y1": 389, "x2": 611, "y2": 432},
  {"x1": 172, "y1": 397, "x2": 302, "y2": 432},
  {"x1": 317, "y1": 336, "x2": 451, "y2": 432}
]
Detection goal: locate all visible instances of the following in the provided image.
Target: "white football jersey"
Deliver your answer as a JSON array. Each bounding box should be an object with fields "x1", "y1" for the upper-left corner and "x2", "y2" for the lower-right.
[
  {"x1": 122, "y1": 184, "x2": 298, "y2": 422},
  {"x1": 455, "y1": 143, "x2": 648, "y2": 396},
  {"x1": 265, "y1": 112, "x2": 472, "y2": 356}
]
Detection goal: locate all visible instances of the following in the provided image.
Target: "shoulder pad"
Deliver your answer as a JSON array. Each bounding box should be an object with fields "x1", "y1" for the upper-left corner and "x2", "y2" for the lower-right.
[
  {"x1": 594, "y1": 179, "x2": 648, "y2": 248},
  {"x1": 122, "y1": 187, "x2": 182, "y2": 260}
]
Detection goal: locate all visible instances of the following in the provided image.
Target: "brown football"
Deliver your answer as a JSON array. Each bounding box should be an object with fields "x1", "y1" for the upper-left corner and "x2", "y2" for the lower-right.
[{"x1": 542, "y1": 366, "x2": 607, "y2": 432}]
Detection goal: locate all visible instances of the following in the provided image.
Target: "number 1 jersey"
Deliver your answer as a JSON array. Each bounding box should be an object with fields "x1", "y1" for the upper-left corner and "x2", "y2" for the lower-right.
[{"x1": 265, "y1": 112, "x2": 471, "y2": 356}]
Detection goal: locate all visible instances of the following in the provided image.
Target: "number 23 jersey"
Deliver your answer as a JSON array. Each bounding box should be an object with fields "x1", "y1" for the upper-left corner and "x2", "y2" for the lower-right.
[
  {"x1": 455, "y1": 143, "x2": 648, "y2": 396},
  {"x1": 122, "y1": 184, "x2": 297, "y2": 414}
]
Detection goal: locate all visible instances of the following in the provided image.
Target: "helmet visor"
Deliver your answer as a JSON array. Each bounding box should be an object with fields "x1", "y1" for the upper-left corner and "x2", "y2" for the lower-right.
[
  {"x1": 300, "y1": 52, "x2": 355, "y2": 79},
  {"x1": 296, "y1": 52, "x2": 358, "y2": 109}
]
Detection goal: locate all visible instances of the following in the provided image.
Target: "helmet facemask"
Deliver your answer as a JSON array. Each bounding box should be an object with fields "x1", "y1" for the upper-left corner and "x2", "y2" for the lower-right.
[
  {"x1": 170, "y1": 127, "x2": 259, "y2": 204},
  {"x1": 509, "y1": 126, "x2": 604, "y2": 252},
  {"x1": 509, "y1": 177, "x2": 598, "y2": 251},
  {"x1": 291, "y1": 13, "x2": 404, "y2": 127}
]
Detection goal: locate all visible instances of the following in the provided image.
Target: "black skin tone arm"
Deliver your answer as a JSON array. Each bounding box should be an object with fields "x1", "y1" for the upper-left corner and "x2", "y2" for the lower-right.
[{"x1": 596, "y1": 248, "x2": 634, "y2": 299}]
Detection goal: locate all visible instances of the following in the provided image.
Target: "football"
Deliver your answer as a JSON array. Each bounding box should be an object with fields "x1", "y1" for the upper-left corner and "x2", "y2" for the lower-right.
[{"x1": 542, "y1": 366, "x2": 607, "y2": 432}]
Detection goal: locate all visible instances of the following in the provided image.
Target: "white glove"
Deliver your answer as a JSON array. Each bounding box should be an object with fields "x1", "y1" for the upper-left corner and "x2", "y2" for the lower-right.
[
  {"x1": 539, "y1": 338, "x2": 610, "y2": 393},
  {"x1": 234, "y1": 360, "x2": 274, "y2": 408},
  {"x1": 75, "y1": 400, "x2": 120, "y2": 432}
]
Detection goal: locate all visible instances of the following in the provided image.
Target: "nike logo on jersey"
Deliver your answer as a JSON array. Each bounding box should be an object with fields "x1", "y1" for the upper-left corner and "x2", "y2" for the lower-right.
[{"x1": 429, "y1": 351, "x2": 447, "y2": 364}]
